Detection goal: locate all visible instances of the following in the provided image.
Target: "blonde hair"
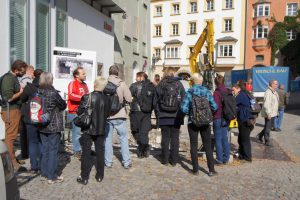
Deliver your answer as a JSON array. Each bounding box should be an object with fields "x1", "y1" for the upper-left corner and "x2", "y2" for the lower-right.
[
  {"x1": 39, "y1": 72, "x2": 53, "y2": 88},
  {"x1": 190, "y1": 73, "x2": 203, "y2": 84},
  {"x1": 94, "y1": 76, "x2": 108, "y2": 91},
  {"x1": 163, "y1": 67, "x2": 176, "y2": 77}
]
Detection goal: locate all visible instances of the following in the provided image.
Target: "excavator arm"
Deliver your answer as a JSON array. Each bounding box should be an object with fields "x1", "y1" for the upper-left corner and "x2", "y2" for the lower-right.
[{"x1": 189, "y1": 21, "x2": 214, "y2": 74}]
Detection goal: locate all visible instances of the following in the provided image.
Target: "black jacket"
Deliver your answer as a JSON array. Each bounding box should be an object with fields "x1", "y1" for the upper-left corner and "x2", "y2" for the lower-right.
[
  {"x1": 77, "y1": 91, "x2": 111, "y2": 136},
  {"x1": 154, "y1": 76, "x2": 185, "y2": 119},
  {"x1": 38, "y1": 87, "x2": 67, "y2": 133},
  {"x1": 129, "y1": 80, "x2": 143, "y2": 112},
  {"x1": 20, "y1": 78, "x2": 39, "y2": 117}
]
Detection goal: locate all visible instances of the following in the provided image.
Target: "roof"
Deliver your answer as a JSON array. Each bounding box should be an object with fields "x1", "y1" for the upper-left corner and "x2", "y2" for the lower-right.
[
  {"x1": 216, "y1": 36, "x2": 238, "y2": 42},
  {"x1": 82, "y1": 0, "x2": 124, "y2": 16},
  {"x1": 164, "y1": 39, "x2": 183, "y2": 45}
]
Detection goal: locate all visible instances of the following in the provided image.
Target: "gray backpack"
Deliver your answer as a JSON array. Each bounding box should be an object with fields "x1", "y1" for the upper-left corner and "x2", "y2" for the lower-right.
[{"x1": 190, "y1": 94, "x2": 213, "y2": 127}]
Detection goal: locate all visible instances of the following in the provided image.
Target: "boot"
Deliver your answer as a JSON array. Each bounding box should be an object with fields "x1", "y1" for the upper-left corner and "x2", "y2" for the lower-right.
[
  {"x1": 137, "y1": 144, "x2": 143, "y2": 158},
  {"x1": 143, "y1": 144, "x2": 151, "y2": 158}
]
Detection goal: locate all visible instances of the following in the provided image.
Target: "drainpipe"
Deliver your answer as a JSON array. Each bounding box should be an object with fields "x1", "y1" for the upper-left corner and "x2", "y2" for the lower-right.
[{"x1": 243, "y1": 0, "x2": 248, "y2": 70}]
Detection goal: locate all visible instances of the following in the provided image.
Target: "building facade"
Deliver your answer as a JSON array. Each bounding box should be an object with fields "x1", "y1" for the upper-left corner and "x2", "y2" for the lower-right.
[
  {"x1": 150, "y1": 0, "x2": 246, "y2": 77},
  {"x1": 112, "y1": 0, "x2": 151, "y2": 84},
  {"x1": 245, "y1": 0, "x2": 299, "y2": 69},
  {"x1": 0, "y1": 0, "x2": 123, "y2": 77}
]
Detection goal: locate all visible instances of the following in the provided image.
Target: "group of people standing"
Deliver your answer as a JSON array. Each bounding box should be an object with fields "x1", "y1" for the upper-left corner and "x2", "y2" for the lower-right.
[{"x1": 0, "y1": 60, "x2": 288, "y2": 186}]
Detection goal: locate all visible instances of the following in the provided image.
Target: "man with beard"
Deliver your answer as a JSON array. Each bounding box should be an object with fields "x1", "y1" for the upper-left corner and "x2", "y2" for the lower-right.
[{"x1": 0, "y1": 60, "x2": 27, "y2": 171}]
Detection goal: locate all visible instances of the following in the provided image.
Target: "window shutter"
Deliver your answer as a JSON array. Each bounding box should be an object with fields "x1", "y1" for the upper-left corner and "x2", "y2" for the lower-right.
[
  {"x1": 36, "y1": 0, "x2": 50, "y2": 71},
  {"x1": 10, "y1": 0, "x2": 27, "y2": 63}
]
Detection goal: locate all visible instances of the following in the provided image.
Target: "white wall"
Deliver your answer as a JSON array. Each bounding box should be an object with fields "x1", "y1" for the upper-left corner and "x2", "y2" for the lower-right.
[{"x1": 67, "y1": 0, "x2": 115, "y2": 77}]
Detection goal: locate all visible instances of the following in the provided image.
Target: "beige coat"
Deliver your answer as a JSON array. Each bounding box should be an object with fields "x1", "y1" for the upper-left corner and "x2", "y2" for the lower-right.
[
  {"x1": 107, "y1": 75, "x2": 132, "y2": 119},
  {"x1": 261, "y1": 86, "x2": 279, "y2": 118}
]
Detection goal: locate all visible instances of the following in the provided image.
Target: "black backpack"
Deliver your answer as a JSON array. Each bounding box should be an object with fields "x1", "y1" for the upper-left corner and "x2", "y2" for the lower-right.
[
  {"x1": 103, "y1": 81, "x2": 123, "y2": 115},
  {"x1": 139, "y1": 81, "x2": 155, "y2": 113},
  {"x1": 160, "y1": 79, "x2": 181, "y2": 112},
  {"x1": 220, "y1": 89, "x2": 237, "y2": 122},
  {"x1": 190, "y1": 94, "x2": 213, "y2": 127},
  {"x1": 0, "y1": 73, "x2": 10, "y2": 106}
]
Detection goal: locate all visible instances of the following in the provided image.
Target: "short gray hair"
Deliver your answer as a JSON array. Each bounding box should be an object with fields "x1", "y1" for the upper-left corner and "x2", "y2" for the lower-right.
[
  {"x1": 39, "y1": 72, "x2": 53, "y2": 88},
  {"x1": 190, "y1": 73, "x2": 203, "y2": 83},
  {"x1": 94, "y1": 76, "x2": 108, "y2": 91},
  {"x1": 269, "y1": 79, "x2": 277, "y2": 86}
]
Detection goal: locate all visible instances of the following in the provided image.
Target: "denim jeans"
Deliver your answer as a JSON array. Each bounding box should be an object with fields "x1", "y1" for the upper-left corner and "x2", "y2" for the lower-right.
[
  {"x1": 40, "y1": 132, "x2": 60, "y2": 180},
  {"x1": 104, "y1": 119, "x2": 131, "y2": 167},
  {"x1": 213, "y1": 119, "x2": 230, "y2": 163},
  {"x1": 68, "y1": 113, "x2": 82, "y2": 153},
  {"x1": 274, "y1": 108, "x2": 284, "y2": 129},
  {"x1": 26, "y1": 124, "x2": 42, "y2": 170}
]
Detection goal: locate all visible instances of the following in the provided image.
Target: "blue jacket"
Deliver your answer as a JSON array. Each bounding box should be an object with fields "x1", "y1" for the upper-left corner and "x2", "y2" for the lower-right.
[
  {"x1": 181, "y1": 84, "x2": 218, "y2": 115},
  {"x1": 235, "y1": 91, "x2": 251, "y2": 123}
]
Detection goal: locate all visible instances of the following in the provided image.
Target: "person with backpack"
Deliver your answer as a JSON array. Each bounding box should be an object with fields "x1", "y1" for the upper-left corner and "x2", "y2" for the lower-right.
[
  {"x1": 181, "y1": 73, "x2": 218, "y2": 176},
  {"x1": 67, "y1": 67, "x2": 89, "y2": 159},
  {"x1": 104, "y1": 65, "x2": 133, "y2": 169},
  {"x1": 213, "y1": 74, "x2": 235, "y2": 165},
  {"x1": 129, "y1": 72, "x2": 155, "y2": 158},
  {"x1": 38, "y1": 72, "x2": 67, "y2": 184},
  {"x1": 0, "y1": 60, "x2": 27, "y2": 171},
  {"x1": 232, "y1": 82, "x2": 253, "y2": 162},
  {"x1": 76, "y1": 77, "x2": 112, "y2": 185},
  {"x1": 19, "y1": 65, "x2": 35, "y2": 162},
  {"x1": 20, "y1": 69, "x2": 43, "y2": 173},
  {"x1": 155, "y1": 67, "x2": 185, "y2": 166}
]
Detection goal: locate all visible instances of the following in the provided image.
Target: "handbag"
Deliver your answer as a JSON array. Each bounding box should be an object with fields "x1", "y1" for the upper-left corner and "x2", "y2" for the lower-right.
[{"x1": 73, "y1": 93, "x2": 93, "y2": 128}]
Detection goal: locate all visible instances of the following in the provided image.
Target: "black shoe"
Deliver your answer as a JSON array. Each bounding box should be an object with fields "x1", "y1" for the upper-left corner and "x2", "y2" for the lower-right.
[
  {"x1": 265, "y1": 142, "x2": 272, "y2": 147},
  {"x1": 161, "y1": 161, "x2": 169, "y2": 166},
  {"x1": 190, "y1": 169, "x2": 199, "y2": 175},
  {"x1": 169, "y1": 162, "x2": 177, "y2": 167},
  {"x1": 256, "y1": 134, "x2": 263, "y2": 143},
  {"x1": 271, "y1": 127, "x2": 275, "y2": 131},
  {"x1": 77, "y1": 176, "x2": 88, "y2": 185},
  {"x1": 208, "y1": 171, "x2": 218, "y2": 177},
  {"x1": 137, "y1": 146, "x2": 144, "y2": 158},
  {"x1": 95, "y1": 176, "x2": 103, "y2": 182},
  {"x1": 274, "y1": 128, "x2": 281, "y2": 132},
  {"x1": 143, "y1": 145, "x2": 151, "y2": 158}
]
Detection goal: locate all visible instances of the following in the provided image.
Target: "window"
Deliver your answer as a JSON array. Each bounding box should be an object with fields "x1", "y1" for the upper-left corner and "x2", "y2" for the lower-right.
[
  {"x1": 189, "y1": 22, "x2": 197, "y2": 34},
  {"x1": 10, "y1": 0, "x2": 28, "y2": 63},
  {"x1": 206, "y1": 0, "x2": 214, "y2": 11},
  {"x1": 256, "y1": 55, "x2": 264, "y2": 61},
  {"x1": 219, "y1": 44, "x2": 233, "y2": 57},
  {"x1": 253, "y1": 26, "x2": 268, "y2": 39},
  {"x1": 173, "y1": 4, "x2": 180, "y2": 14},
  {"x1": 156, "y1": 6, "x2": 162, "y2": 16},
  {"x1": 286, "y1": 30, "x2": 297, "y2": 41},
  {"x1": 224, "y1": 19, "x2": 232, "y2": 31},
  {"x1": 254, "y1": 4, "x2": 270, "y2": 17},
  {"x1": 287, "y1": 3, "x2": 298, "y2": 16},
  {"x1": 56, "y1": 0, "x2": 67, "y2": 47},
  {"x1": 190, "y1": 2, "x2": 197, "y2": 13},
  {"x1": 154, "y1": 48, "x2": 161, "y2": 58},
  {"x1": 225, "y1": 0, "x2": 233, "y2": 9},
  {"x1": 166, "y1": 46, "x2": 180, "y2": 58},
  {"x1": 155, "y1": 25, "x2": 161, "y2": 36},
  {"x1": 172, "y1": 24, "x2": 179, "y2": 35},
  {"x1": 36, "y1": 0, "x2": 50, "y2": 71}
]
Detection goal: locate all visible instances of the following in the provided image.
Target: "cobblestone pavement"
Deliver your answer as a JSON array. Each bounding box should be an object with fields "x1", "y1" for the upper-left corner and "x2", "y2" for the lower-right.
[{"x1": 18, "y1": 92, "x2": 300, "y2": 200}]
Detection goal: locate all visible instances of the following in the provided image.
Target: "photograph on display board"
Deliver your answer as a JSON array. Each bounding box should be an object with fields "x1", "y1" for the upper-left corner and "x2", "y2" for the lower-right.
[{"x1": 55, "y1": 57, "x2": 93, "y2": 80}]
